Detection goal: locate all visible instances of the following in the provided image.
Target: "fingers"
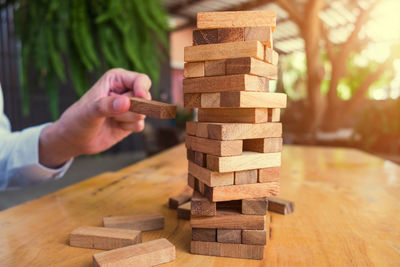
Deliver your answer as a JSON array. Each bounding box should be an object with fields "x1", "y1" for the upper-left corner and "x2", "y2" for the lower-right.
[
  {"x1": 113, "y1": 111, "x2": 145, "y2": 122},
  {"x1": 89, "y1": 95, "x2": 130, "y2": 118},
  {"x1": 105, "y1": 69, "x2": 152, "y2": 100},
  {"x1": 118, "y1": 120, "x2": 145, "y2": 132},
  {"x1": 133, "y1": 74, "x2": 152, "y2": 100}
]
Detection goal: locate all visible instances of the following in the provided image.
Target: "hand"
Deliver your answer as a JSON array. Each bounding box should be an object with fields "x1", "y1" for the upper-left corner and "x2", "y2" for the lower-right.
[{"x1": 39, "y1": 68, "x2": 152, "y2": 168}]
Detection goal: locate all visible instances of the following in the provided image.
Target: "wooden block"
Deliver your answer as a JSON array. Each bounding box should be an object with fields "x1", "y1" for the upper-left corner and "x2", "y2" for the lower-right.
[
  {"x1": 268, "y1": 197, "x2": 295, "y2": 215},
  {"x1": 205, "y1": 60, "x2": 226, "y2": 76},
  {"x1": 93, "y1": 238, "x2": 175, "y2": 267},
  {"x1": 207, "y1": 152, "x2": 281, "y2": 172},
  {"x1": 243, "y1": 137, "x2": 283, "y2": 153},
  {"x1": 201, "y1": 93, "x2": 220, "y2": 107},
  {"x1": 258, "y1": 167, "x2": 280, "y2": 182},
  {"x1": 217, "y1": 28, "x2": 244, "y2": 43},
  {"x1": 234, "y1": 170, "x2": 258, "y2": 185},
  {"x1": 192, "y1": 228, "x2": 217, "y2": 242},
  {"x1": 177, "y1": 202, "x2": 191, "y2": 220},
  {"x1": 188, "y1": 173, "x2": 196, "y2": 188},
  {"x1": 184, "y1": 62, "x2": 205, "y2": 78},
  {"x1": 244, "y1": 26, "x2": 272, "y2": 47},
  {"x1": 129, "y1": 97, "x2": 176, "y2": 119},
  {"x1": 190, "y1": 209, "x2": 265, "y2": 230},
  {"x1": 168, "y1": 186, "x2": 193, "y2": 209},
  {"x1": 69, "y1": 226, "x2": 142, "y2": 250},
  {"x1": 194, "y1": 151, "x2": 206, "y2": 167},
  {"x1": 197, "y1": 11, "x2": 276, "y2": 29},
  {"x1": 242, "y1": 230, "x2": 267, "y2": 245},
  {"x1": 197, "y1": 180, "x2": 205, "y2": 194},
  {"x1": 220, "y1": 92, "x2": 286, "y2": 108},
  {"x1": 187, "y1": 149, "x2": 195, "y2": 162},
  {"x1": 191, "y1": 191, "x2": 216, "y2": 216},
  {"x1": 204, "y1": 182, "x2": 280, "y2": 202},
  {"x1": 183, "y1": 74, "x2": 267, "y2": 93},
  {"x1": 184, "y1": 41, "x2": 264, "y2": 62},
  {"x1": 184, "y1": 93, "x2": 201, "y2": 109},
  {"x1": 186, "y1": 122, "x2": 197, "y2": 136},
  {"x1": 226, "y1": 57, "x2": 277, "y2": 79},
  {"x1": 188, "y1": 161, "x2": 234, "y2": 187},
  {"x1": 242, "y1": 198, "x2": 268, "y2": 215},
  {"x1": 186, "y1": 135, "x2": 243, "y2": 156},
  {"x1": 198, "y1": 108, "x2": 269, "y2": 124},
  {"x1": 265, "y1": 47, "x2": 279, "y2": 65},
  {"x1": 217, "y1": 229, "x2": 241, "y2": 244},
  {"x1": 269, "y1": 108, "x2": 280, "y2": 122},
  {"x1": 190, "y1": 241, "x2": 264, "y2": 260},
  {"x1": 193, "y1": 29, "x2": 218, "y2": 45},
  {"x1": 103, "y1": 213, "x2": 164, "y2": 231},
  {"x1": 216, "y1": 200, "x2": 242, "y2": 211}
]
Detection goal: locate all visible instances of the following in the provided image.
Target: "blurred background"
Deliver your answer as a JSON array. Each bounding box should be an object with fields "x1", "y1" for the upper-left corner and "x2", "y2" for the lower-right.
[{"x1": 0, "y1": 0, "x2": 399, "y2": 207}]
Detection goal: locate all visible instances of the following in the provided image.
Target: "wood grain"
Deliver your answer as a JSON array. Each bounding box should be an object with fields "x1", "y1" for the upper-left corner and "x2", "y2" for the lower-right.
[
  {"x1": 244, "y1": 26, "x2": 273, "y2": 47},
  {"x1": 193, "y1": 29, "x2": 218, "y2": 45},
  {"x1": 184, "y1": 62, "x2": 205, "y2": 78},
  {"x1": 177, "y1": 202, "x2": 191, "y2": 220},
  {"x1": 197, "y1": 11, "x2": 276, "y2": 29},
  {"x1": 201, "y1": 93, "x2": 220, "y2": 107},
  {"x1": 267, "y1": 197, "x2": 295, "y2": 215},
  {"x1": 242, "y1": 198, "x2": 268, "y2": 215},
  {"x1": 243, "y1": 137, "x2": 283, "y2": 153},
  {"x1": 234, "y1": 169, "x2": 258, "y2": 185},
  {"x1": 205, "y1": 60, "x2": 226, "y2": 76},
  {"x1": 225, "y1": 57, "x2": 277, "y2": 79},
  {"x1": 184, "y1": 93, "x2": 201, "y2": 109},
  {"x1": 194, "y1": 151, "x2": 206, "y2": 167},
  {"x1": 220, "y1": 92, "x2": 286, "y2": 108},
  {"x1": 198, "y1": 108, "x2": 269, "y2": 124},
  {"x1": 129, "y1": 97, "x2": 176, "y2": 119},
  {"x1": 242, "y1": 230, "x2": 267, "y2": 245},
  {"x1": 265, "y1": 47, "x2": 279, "y2": 65},
  {"x1": 188, "y1": 161, "x2": 234, "y2": 187},
  {"x1": 192, "y1": 228, "x2": 217, "y2": 242},
  {"x1": 185, "y1": 135, "x2": 243, "y2": 156},
  {"x1": 186, "y1": 122, "x2": 197, "y2": 135},
  {"x1": 217, "y1": 229, "x2": 241, "y2": 244},
  {"x1": 258, "y1": 167, "x2": 280, "y2": 182},
  {"x1": 191, "y1": 191, "x2": 216, "y2": 216},
  {"x1": 168, "y1": 186, "x2": 193, "y2": 209},
  {"x1": 269, "y1": 108, "x2": 281, "y2": 122},
  {"x1": 103, "y1": 213, "x2": 164, "y2": 231},
  {"x1": 190, "y1": 241, "x2": 264, "y2": 260}
]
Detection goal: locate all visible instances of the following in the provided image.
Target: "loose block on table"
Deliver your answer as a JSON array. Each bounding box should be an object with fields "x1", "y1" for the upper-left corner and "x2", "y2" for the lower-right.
[
  {"x1": 168, "y1": 186, "x2": 193, "y2": 209},
  {"x1": 217, "y1": 229, "x2": 242, "y2": 243},
  {"x1": 129, "y1": 97, "x2": 176, "y2": 119},
  {"x1": 103, "y1": 212, "x2": 164, "y2": 231},
  {"x1": 184, "y1": 62, "x2": 205, "y2": 78},
  {"x1": 185, "y1": 135, "x2": 243, "y2": 157},
  {"x1": 268, "y1": 197, "x2": 295, "y2": 215},
  {"x1": 188, "y1": 161, "x2": 234, "y2": 187},
  {"x1": 243, "y1": 137, "x2": 283, "y2": 153},
  {"x1": 177, "y1": 202, "x2": 191, "y2": 220},
  {"x1": 93, "y1": 238, "x2": 175, "y2": 267},
  {"x1": 226, "y1": 57, "x2": 277, "y2": 79},
  {"x1": 192, "y1": 228, "x2": 217, "y2": 242},
  {"x1": 69, "y1": 226, "x2": 141, "y2": 250},
  {"x1": 190, "y1": 241, "x2": 264, "y2": 260},
  {"x1": 191, "y1": 191, "x2": 216, "y2": 216},
  {"x1": 198, "y1": 108, "x2": 269, "y2": 124}
]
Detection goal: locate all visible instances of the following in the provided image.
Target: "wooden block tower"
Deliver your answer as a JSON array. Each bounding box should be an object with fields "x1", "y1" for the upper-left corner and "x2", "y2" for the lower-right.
[{"x1": 183, "y1": 10, "x2": 286, "y2": 260}]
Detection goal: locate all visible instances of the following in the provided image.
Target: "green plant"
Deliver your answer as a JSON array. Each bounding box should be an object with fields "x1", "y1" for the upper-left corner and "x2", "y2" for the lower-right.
[{"x1": 2, "y1": 0, "x2": 170, "y2": 119}]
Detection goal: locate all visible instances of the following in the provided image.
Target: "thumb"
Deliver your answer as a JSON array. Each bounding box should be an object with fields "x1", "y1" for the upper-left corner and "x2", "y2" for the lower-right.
[{"x1": 90, "y1": 95, "x2": 130, "y2": 118}]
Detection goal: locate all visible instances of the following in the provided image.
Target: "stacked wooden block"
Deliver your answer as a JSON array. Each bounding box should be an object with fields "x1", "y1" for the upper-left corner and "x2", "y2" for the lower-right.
[{"x1": 183, "y1": 11, "x2": 286, "y2": 260}]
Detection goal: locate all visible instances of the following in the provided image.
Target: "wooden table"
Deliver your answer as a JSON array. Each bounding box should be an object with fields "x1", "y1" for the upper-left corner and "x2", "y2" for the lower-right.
[{"x1": 0, "y1": 144, "x2": 399, "y2": 266}]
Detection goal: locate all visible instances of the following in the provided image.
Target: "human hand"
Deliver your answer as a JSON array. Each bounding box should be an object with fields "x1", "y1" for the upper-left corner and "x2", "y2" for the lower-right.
[{"x1": 39, "y1": 68, "x2": 152, "y2": 168}]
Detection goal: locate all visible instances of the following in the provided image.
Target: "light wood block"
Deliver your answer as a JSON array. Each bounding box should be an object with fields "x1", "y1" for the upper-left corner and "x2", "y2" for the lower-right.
[
  {"x1": 258, "y1": 167, "x2": 280, "y2": 182},
  {"x1": 184, "y1": 62, "x2": 204, "y2": 78},
  {"x1": 191, "y1": 191, "x2": 216, "y2": 216},
  {"x1": 265, "y1": 47, "x2": 279, "y2": 65},
  {"x1": 93, "y1": 238, "x2": 175, "y2": 267},
  {"x1": 188, "y1": 161, "x2": 234, "y2": 187},
  {"x1": 225, "y1": 57, "x2": 277, "y2": 79},
  {"x1": 183, "y1": 74, "x2": 267, "y2": 93},
  {"x1": 243, "y1": 137, "x2": 283, "y2": 153},
  {"x1": 244, "y1": 26, "x2": 273, "y2": 47},
  {"x1": 201, "y1": 93, "x2": 220, "y2": 107},
  {"x1": 184, "y1": 93, "x2": 201, "y2": 109},
  {"x1": 204, "y1": 181, "x2": 280, "y2": 202},
  {"x1": 234, "y1": 170, "x2": 258, "y2": 185},
  {"x1": 217, "y1": 229, "x2": 241, "y2": 244},
  {"x1": 207, "y1": 152, "x2": 281, "y2": 172},
  {"x1": 205, "y1": 60, "x2": 226, "y2": 76},
  {"x1": 103, "y1": 213, "x2": 164, "y2": 231},
  {"x1": 268, "y1": 197, "x2": 295, "y2": 215},
  {"x1": 190, "y1": 241, "x2": 264, "y2": 260},
  {"x1": 192, "y1": 228, "x2": 217, "y2": 242},
  {"x1": 177, "y1": 202, "x2": 191, "y2": 220},
  {"x1": 269, "y1": 108, "x2": 280, "y2": 122},
  {"x1": 197, "y1": 11, "x2": 276, "y2": 29},
  {"x1": 242, "y1": 230, "x2": 267, "y2": 245},
  {"x1": 184, "y1": 41, "x2": 264, "y2": 62},
  {"x1": 194, "y1": 151, "x2": 206, "y2": 167},
  {"x1": 190, "y1": 209, "x2": 265, "y2": 230},
  {"x1": 129, "y1": 97, "x2": 176, "y2": 119},
  {"x1": 69, "y1": 226, "x2": 141, "y2": 250},
  {"x1": 186, "y1": 135, "x2": 242, "y2": 157},
  {"x1": 220, "y1": 92, "x2": 286, "y2": 108},
  {"x1": 168, "y1": 186, "x2": 193, "y2": 209},
  {"x1": 198, "y1": 108, "x2": 269, "y2": 124},
  {"x1": 242, "y1": 198, "x2": 268, "y2": 215}
]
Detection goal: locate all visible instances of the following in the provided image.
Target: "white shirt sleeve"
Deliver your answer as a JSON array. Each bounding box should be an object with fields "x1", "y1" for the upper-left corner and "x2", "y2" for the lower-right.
[{"x1": 0, "y1": 84, "x2": 73, "y2": 190}]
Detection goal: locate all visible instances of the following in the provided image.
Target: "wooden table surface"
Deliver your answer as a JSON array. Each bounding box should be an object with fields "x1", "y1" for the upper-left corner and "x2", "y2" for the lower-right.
[{"x1": 0, "y1": 144, "x2": 399, "y2": 266}]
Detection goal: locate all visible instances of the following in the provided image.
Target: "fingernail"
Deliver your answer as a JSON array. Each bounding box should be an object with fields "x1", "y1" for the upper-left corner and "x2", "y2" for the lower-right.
[{"x1": 113, "y1": 98, "x2": 124, "y2": 113}]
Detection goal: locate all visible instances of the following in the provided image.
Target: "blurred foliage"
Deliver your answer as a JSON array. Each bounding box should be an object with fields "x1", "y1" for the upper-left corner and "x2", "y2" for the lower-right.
[
  {"x1": 175, "y1": 108, "x2": 193, "y2": 130},
  {"x1": 281, "y1": 52, "x2": 307, "y2": 101},
  {"x1": 3, "y1": 0, "x2": 170, "y2": 119}
]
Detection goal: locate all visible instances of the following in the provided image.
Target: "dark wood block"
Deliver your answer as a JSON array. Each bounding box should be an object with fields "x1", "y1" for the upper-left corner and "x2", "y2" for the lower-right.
[
  {"x1": 191, "y1": 191, "x2": 216, "y2": 216},
  {"x1": 193, "y1": 29, "x2": 218, "y2": 45},
  {"x1": 192, "y1": 228, "x2": 217, "y2": 242},
  {"x1": 217, "y1": 229, "x2": 241, "y2": 243},
  {"x1": 268, "y1": 197, "x2": 294, "y2": 215},
  {"x1": 242, "y1": 198, "x2": 268, "y2": 215}
]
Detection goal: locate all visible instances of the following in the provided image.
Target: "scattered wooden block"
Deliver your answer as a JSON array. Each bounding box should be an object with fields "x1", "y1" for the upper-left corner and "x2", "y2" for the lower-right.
[
  {"x1": 190, "y1": 241, "x2": 264, "y2": 260},
  {"x1": 184, "y1": 93, "x2": 201, "y2": 109},
  {"x1": 69, "y1": 226, "x2": 142, "y2": 250},
  {"x1": 206, "y1": 151, "x2": 281, "y2": 172},
  {"x1": 191, "y1": 191, "x2": 216, "y2": 216},
  {"x1": 184, "y1": 41, "x2": 264, "y2": 62},
  {"x1": 168, "y1": 186, "x2": 193, "y2": 209},
  {"x1": 220, "y1": 92, "x2": 286, "y2": 108},
  {"x1": 217, "y1": 229, "x2": 241, "y2": 243},
  {"x1": 244, "y1": 26, "x2": 273, "y2": 47},
  {"x1": 183, "y1": 74, "x2": 267, "y2": 93},
  {"x1": 177, "y1": 202, "x2": 191, "y2": 220},
  {"x1": 103, "y1": 213, "x2": 164, "y2": 231},
  {"x1": 265, "y1": 47, "x2": 279, "y2": 65},
  {"x1": 129, "y1": 97, "x2": 176, "y2": 119},
  {"x1": 242, "y1": 230, "x2": 267, "y2": 245},
  {"x1": 194, "y1": 151, "x2": 207, "y2": 167},
  {"x1": 93, "y1": 238, "x2": 175, "y2": 267},
  {"x1": 258, "y1": 167, "x2": 280, "y2": 182},
  {"x1": 242, "y1": 198, "x2": 268, "y2": 215},
  {"x1": 268, "y1": 197, "x2": 295, "y2": 215},
  {"x1": 192, "y1": 228, "x2": 217, "y2": 242},
  {"x1": 234, "y1": 169, "x2": 258, "y2": 185},
  {"x1": 225, "y1": 57, "x2": 277, "y2": 79},
  {"x1": 198, "y1": 108, "x2": 269, "y2": 124},
  {"x1": 184, "y1": 62, "x2": 205, "y2": 78},
  {"x1": 269, "y1": 108, "x2": 281, "y2": 122},
  {"x1": 204, "y1": 181, "x2": 280, "y2": 202},
  {"x1": 188, "y1": 173, "x2": 196, "y2": 188},
  {"x1": 188, "y1": 161, "x2": 234, "y2": 187},
  {"x1": 191, "y1": 209, "x2": 265, "y2": 230},
  {"x1": 197, "y1": 10, "x2": 276, "y2": 29},
  {"x1": 186, "y1": 135, "x2": 243, "y2": 157},
  {"x1": 243, "y1": 137, "x2": 283, "y2": 153},
  {"x1": 205, "y1": 60, "x2": 226, "y2": 76}
]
